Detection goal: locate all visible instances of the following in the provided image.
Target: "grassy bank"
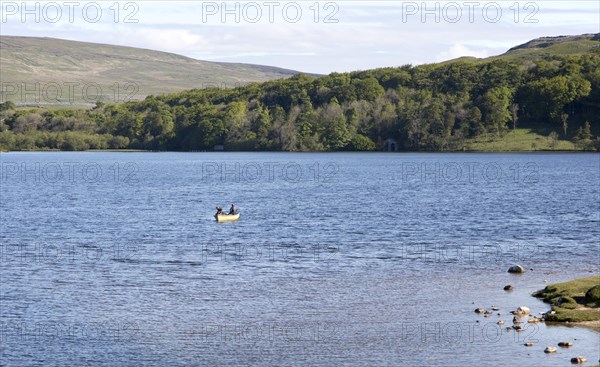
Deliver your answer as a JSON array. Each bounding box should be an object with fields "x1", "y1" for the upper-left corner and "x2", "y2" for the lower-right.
[
  {"x1": 466, "y1": 128, "x2": 579, "y2": 151},
  {"x1": 533, "y1": 276, "x2": 600, "y2": 322}
]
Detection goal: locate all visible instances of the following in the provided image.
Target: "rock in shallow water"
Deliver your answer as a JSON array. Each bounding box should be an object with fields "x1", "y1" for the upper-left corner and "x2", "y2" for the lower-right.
[
  {"x1": 544, "y1": 346, "x2": 557, "y2": 353},
  {"x1": 504, "y1": 285, "x2": 513, "y2": 291},
  {"x1": 570, "y1": 356, "x2": 587, "y2": 364},
  {"x1": 508, "y1": 265, "x2": 526, "y2": 273},
  {"x1": 559, "y1": 341, "x2": 574, "y2": 347}
]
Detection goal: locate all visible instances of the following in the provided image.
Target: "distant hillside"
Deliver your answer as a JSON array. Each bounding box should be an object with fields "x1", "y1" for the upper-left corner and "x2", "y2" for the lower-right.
[
  {"x1": 439, "y1": 33, "x2": 600, "y2": 65},
  {"x1": 492, "y1": 33, "x2": 600, "y2": 60},
  {"x1": 0, "y1": 36, "x2": 302, "y2": 106}
]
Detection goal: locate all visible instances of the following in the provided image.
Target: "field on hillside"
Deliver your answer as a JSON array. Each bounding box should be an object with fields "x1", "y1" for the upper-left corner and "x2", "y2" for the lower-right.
[{"x1": 0, "y1": 36, "x2": 300, "y2": 105}]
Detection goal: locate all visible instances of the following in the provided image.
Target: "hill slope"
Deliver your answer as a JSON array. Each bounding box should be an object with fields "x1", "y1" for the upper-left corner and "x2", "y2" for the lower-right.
[
  {"x1": 0, "y1": 36, "x2": 302, "y2": 106},
  {"x1": 440, "y1": 33, "x2": 600, "y2": 64},
  {"x1": 501, "y1": 33, "x2": 600, "y2": 59}
]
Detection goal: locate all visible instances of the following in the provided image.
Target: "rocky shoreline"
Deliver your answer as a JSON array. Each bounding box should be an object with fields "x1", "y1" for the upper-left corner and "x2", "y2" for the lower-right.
[{"x1": 472, "y1": 267, "x2": 599, "y2": 365}]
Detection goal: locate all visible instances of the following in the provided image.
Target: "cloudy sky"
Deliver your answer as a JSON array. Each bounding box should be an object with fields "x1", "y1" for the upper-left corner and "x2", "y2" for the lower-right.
[{"x1": 2, "y1": 1, "x2": 599, "y2": 74}]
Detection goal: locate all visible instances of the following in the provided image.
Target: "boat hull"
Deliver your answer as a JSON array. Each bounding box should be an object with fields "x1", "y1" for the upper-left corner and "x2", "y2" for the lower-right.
[{"x1": 215, "y1": 213, "x2": 240, "y2": 222}]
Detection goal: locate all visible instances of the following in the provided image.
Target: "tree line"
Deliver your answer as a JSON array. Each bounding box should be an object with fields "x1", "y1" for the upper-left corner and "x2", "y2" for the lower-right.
[{"x1": 1, "y1": 53, "x2": 599, "y2": 151}]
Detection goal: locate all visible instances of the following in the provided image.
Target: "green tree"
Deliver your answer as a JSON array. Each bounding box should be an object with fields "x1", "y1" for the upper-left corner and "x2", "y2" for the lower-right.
[
  {"x1": 573, "y1": 121, "x2": 593, "y2": 149},
  {"x1": 0, "y1": 131, "x2": 16, "y2": 150},
  {"x1": 582, "y1": 121, "x2": 592, "y2": 140},
  {"x1": 524, "y1": 75, "x2": 591, "y2": 123},
  {"x1": 320, "y1": 98, "x2": 350, "y2": 150},
  {"x1": 353, "y1": 77, "x2": 384, "y2": 102},
  {"x1": 561, "y1": 113, "x2": 569, "y2": 137},
  {"x1": 254, "y1": 104, "x2": 272, "y2": 148},
  {"x1": 480, "y1": 86, "x2": 512, "y2": 134},
  {"x1": 295, "y1": 97, "x2": 320, "y2": 150},
  {"x1": 142, "y1": 110, "x2": 174, "y2": 140},
  {"x1": 510, "y1": 103, "x2": 519, "y2": 130},
  {"x1": 467, "y1": 107, "x2": 484, "y2": 138},
  {"x1": 350, "y1": 134, "x2": 376, "y2": 151},
  {"x1": 548, "y1": 131, "x2": 559, "y2": 150},
  {"x1": 108, "y1": 136, "x2": 130, "y2": 149},
  {"x1": 0, "y1": 101, "x2": 16, "y2": 112}
]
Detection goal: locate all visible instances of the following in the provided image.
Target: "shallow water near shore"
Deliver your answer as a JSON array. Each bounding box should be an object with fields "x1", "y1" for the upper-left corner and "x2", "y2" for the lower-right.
[{"x1": 1, "y1": 152, "x2": 599, "y2": 366}]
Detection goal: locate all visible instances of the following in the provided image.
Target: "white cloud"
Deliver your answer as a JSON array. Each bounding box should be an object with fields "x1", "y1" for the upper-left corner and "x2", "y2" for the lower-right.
[
  {"x1": 126, "y1": 29, "x2": 207, "y2": 53},
  {"x1": 436, "y1": 44, "x2": 491, "y2": 62}
]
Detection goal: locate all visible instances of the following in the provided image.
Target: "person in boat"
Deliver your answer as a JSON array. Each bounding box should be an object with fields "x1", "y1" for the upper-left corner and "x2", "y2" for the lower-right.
[
  {"x1": 228, "y1": 204, "x2": 237, "y2": 215},
  {"x1": 216, "y1": 207, "x2": 223, "y2": 215}
]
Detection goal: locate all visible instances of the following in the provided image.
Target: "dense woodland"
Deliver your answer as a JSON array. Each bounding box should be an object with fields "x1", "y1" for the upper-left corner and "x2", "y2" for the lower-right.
[{"x1": 1, "y1": 53, "x2": 599, "y2": 151}]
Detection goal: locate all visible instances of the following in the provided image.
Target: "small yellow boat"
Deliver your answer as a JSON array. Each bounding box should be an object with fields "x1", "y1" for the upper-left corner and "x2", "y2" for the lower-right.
[{"x1": 215, "y1": 213, "x2": 240, "y2": 222}]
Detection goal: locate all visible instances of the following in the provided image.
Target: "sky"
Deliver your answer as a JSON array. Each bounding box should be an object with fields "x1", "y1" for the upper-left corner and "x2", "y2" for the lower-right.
[{"x1": 1, "y1": 1, "x2": 599, "y2": 74}]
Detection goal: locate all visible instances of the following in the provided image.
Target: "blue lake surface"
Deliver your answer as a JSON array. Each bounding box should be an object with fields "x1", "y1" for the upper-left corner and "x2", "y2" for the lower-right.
[{"x1": 1, "y1": 152, "x2": 599, "y2": 366}]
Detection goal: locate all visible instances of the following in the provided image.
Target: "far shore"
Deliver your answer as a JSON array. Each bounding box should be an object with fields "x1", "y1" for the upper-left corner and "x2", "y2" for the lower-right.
[{"x1": 1, "y1": 149, "x2": 599, "y2": 154}]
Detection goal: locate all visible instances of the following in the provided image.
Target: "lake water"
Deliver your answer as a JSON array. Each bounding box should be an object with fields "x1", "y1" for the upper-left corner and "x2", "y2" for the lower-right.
[{"x1": 1, "y1": 152, "x2": 599, "y2": 367}]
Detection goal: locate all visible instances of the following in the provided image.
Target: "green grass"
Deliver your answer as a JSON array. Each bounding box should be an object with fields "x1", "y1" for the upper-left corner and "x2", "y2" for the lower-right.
[
  {"x1": 534, "y1": 276, "x2": 600, "y2": 299},
  {"x1": 543, "y1": 308, "x2": 600, "y2": 322},
  {"x1": 533, "y1": 276, "x2": 600, "y2": 322},
  {"x1": 465, "y1": 128, "x2": 577, "y2": 151}
]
